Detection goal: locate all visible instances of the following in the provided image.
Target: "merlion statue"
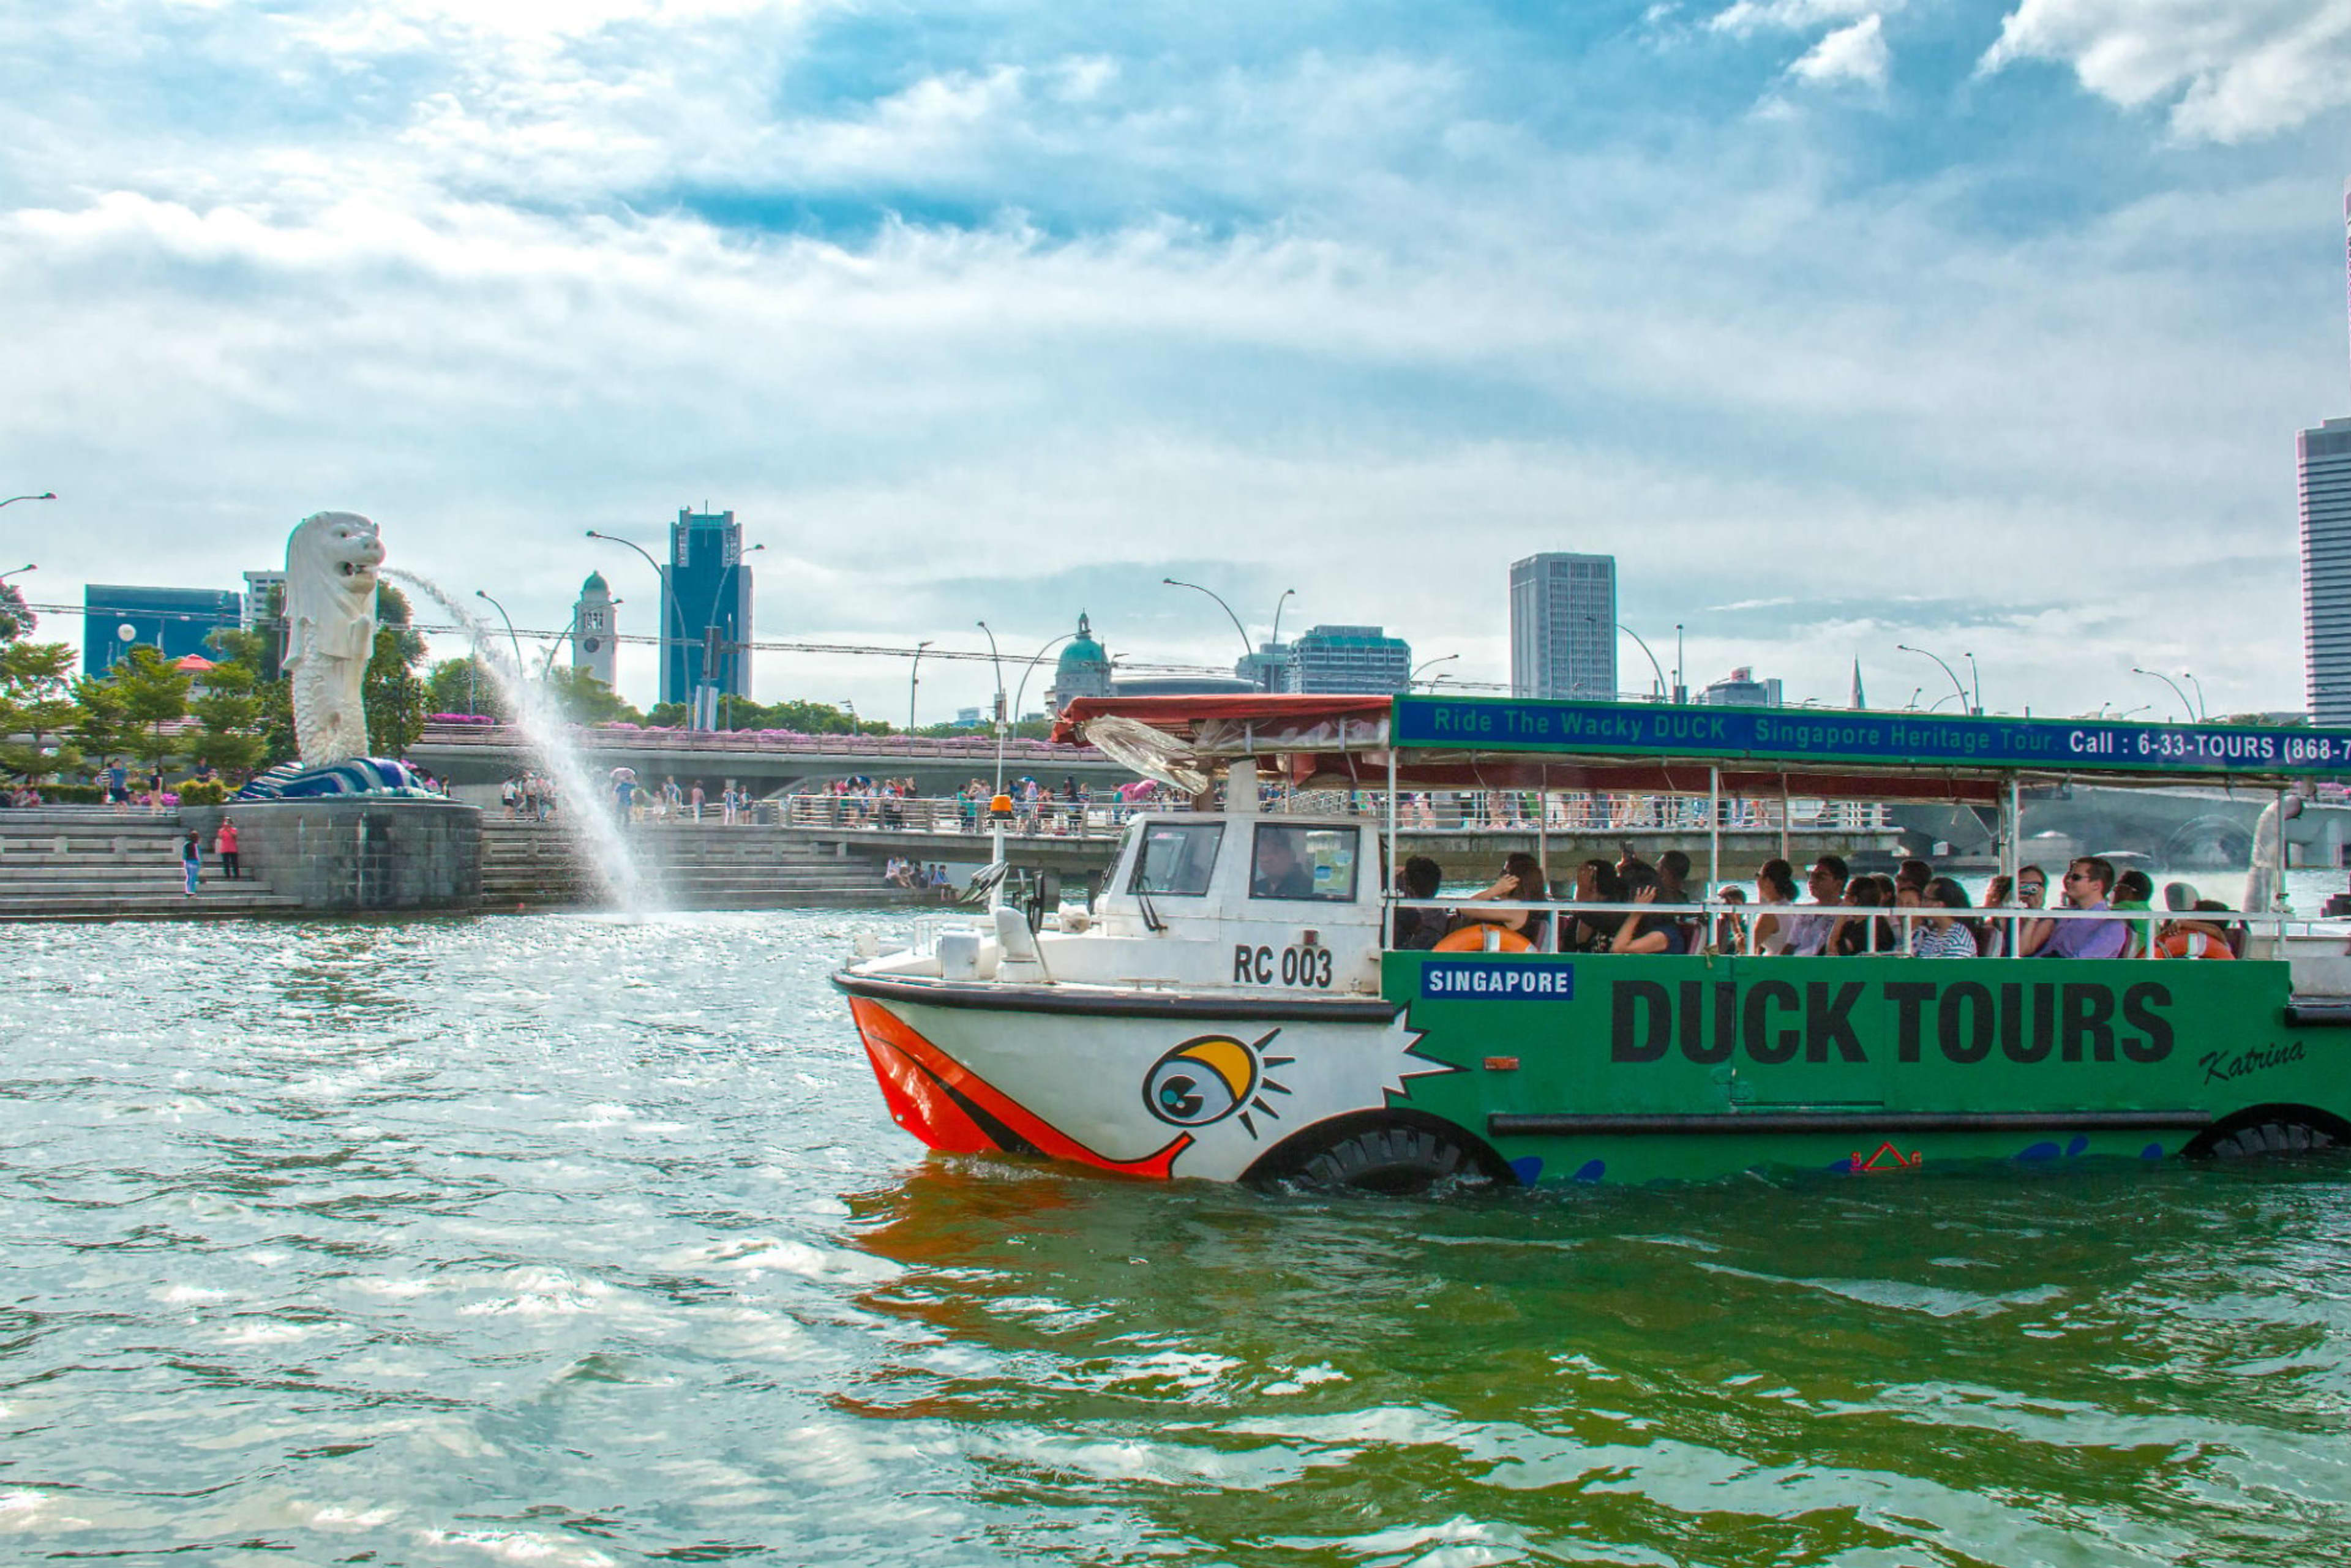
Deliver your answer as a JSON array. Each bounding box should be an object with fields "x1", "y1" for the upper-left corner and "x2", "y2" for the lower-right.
[
  {"x1": 285, "y1": 511, "x2": 384, "y2": 767},
  {"x1": 235, "y1": 510, "x2": 430, "y2": 801}
]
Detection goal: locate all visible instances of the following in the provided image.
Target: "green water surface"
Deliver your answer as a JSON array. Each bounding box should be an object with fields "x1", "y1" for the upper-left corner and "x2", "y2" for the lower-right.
[{"x1": 4, "y1": 912, "x2": 2347, "y2": 1566}]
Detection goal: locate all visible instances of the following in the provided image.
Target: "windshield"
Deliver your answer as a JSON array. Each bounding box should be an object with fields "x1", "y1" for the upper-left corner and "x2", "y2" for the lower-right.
[{"x1": 1129, "y1": 822, "x2": 1225, "y2": 896}]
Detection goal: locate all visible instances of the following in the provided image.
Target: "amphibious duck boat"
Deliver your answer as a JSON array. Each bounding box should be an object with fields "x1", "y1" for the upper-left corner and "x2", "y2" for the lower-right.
[{"x1": 834, "y1": 694, "x2": 2351, "y2": 1189}]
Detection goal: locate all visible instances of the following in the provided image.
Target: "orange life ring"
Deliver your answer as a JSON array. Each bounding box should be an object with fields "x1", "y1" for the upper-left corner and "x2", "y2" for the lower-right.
[
  {"x1": 2154, "y1": 931, "x2": 2235, "y2": 960},
  {"x1": 1433, "y1": 923, "x2": 1534, "y2": 953}
]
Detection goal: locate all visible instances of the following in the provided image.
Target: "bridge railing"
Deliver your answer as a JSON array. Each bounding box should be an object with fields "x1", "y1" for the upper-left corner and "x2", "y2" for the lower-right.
[
  {"x1": 775, "y1": 790, "x2": 1892, "y2": 837},
  {"x1": 418, "y1": 722, "x2": 1103, "y2": 762}
]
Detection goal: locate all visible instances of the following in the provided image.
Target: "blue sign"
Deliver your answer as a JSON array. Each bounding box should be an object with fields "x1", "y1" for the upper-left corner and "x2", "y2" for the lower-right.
[
  {"x1": 1421, "y1": 960, "x2": 1577, "y2": 1000},
  {"x1": 1392, "y1": 696, "x2": 2351, "y2": 778}
]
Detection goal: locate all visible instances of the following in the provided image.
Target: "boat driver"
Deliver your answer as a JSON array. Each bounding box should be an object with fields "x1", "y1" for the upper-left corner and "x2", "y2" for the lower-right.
[{"x1": 1252, "y1": 831, "x2": 1317, "y2": 899}]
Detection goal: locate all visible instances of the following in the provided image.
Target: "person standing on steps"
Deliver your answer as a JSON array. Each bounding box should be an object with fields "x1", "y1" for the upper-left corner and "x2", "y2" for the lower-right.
[
  {"x1": 180, "y1": 831, "x2": 202, "y2": 897},
  {"x1": 216, "y1": 816, "x2": 241, "y2": 880}
]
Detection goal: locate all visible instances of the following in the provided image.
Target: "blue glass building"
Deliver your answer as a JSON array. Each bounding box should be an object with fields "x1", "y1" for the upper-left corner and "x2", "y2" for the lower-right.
[
  {"x1": 83, "y1": 585, "x2": 242, "y2": 675},
  {"x1": 662, "y1": 508, "x2": 754, "y2": 714}
]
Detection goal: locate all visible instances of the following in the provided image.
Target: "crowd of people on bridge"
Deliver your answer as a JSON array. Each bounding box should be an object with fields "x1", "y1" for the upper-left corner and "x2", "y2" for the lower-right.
[{"x1": 1393, "y1": 849, "x2": 2243, "y2": 961}]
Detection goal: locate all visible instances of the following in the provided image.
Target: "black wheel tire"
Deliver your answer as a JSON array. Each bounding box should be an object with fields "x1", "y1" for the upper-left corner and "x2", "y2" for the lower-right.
[
  {"x1": 1297, "y1": 1124, "x2": 1482, "y2": 1195},
  {"x1": 2202, "y1": 1122, "x2": 2336, "y2": 1160}
]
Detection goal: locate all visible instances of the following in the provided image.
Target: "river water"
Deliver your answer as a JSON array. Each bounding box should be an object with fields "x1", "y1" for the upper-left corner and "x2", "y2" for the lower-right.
[{"x1": 7, "y1": 910, "x2": 2351, "y2": 1566}]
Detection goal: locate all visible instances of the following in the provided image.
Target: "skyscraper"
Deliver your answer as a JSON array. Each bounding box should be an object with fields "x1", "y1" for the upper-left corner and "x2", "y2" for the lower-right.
[
  {"x1": 663, "y1": 508, "x2": 753, "y2": 721},
  {"x1": 571, "y1": 571, "x2": 618, "y2": 691},
  {"x1": 2301, "y1": 416, "x2": 2351, "y2": 724},
  {"x1": 1509, "y1": 553, "x2": 1618, "y2": 700},
  {"x1": 1287, "y1": 625, "x2": 1411, "y2": 693}
]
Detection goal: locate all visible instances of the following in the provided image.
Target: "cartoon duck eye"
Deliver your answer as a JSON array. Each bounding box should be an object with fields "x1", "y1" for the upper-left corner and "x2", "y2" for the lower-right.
[{"x1": 1142, "y1": 1036, "x2": 1261, "y2": 1128}]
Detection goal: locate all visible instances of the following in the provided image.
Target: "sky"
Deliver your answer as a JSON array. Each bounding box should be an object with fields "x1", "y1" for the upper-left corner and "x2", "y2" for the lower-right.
[{"x1": 4, "y1": 0, "x2": 2351, "y2": 722}]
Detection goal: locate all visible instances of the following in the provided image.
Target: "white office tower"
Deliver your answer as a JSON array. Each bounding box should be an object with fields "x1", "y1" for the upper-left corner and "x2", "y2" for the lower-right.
[
  {"x1": 571, "y1": 571, "x2": 620, "y2": 691},
  {"x1": 2303, "y1": 418, "x2": 2351, "y2": 724},
  {"x1": 1509, "y1": 553, "x2": 1618, "y2": 700}
]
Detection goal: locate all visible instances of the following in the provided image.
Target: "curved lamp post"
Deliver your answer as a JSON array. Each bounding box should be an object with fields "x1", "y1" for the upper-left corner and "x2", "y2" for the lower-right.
[
  {"x1": 1588, "y1": 617, "x2": 1667, "y2": 701},
  {"x1": 1897, "y1": 643, "x2": 1973, "y2": 715},
  {"x1": 2183, "y1": 672, "x2": 2207, "y2": 722},
  {"x1": 1164, "y1": 576, "x2": 1296, "y2": 690},
  {"x1": 0, "y1": 492, "x2": 56, "y2": 511},
  {"x1": 474, "y1": 590, "x2": 523, "y2": 669},
  {"x1": 2131, "y1": 666, "x2": 2193, "y2": 722},
  {"x1": 1410, "y1": 653, "x2": 1459, "y2": 690},
  {"x1": 587, "y1": 528, "x2": 677, "y2": 716},
  {"x1": 908, "y1": 639, "x2": 935, "y2": 733},
  {"x1": 0, "y1": 563, "x2": 34, "y2": 584}
]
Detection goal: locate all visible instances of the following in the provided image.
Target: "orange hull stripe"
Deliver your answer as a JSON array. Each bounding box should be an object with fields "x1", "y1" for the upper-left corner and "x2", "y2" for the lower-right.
[{"x1": 849, "y1": 996, "x2": 1191, "y2": 1179}]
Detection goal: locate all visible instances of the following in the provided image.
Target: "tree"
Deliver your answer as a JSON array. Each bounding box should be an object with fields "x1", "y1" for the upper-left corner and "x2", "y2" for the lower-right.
[
  {"x1": 427, "y1": 655, "x2": 506, "y2": 721},
  {"x1": 0, "y1": 580, "x2": 31, "y2": 644},
  {"x1": 364, "y1": 583, "x2": 429, "y2": 758},
  {"x1": 187, "y1": 656, "x2": 268, "y2": 779},
  {"x1": 96, "y1": 645, "x2": 193, "y2": 772},
  {"x1": 544, "y1": 666, "x2": 639, "y2": 726},
  {"x1": 0, "y1": 641, "x2": 82, "y2": 785},
  {"x1": 207, "y1": 625, "x2": 295, "y2": 769}
]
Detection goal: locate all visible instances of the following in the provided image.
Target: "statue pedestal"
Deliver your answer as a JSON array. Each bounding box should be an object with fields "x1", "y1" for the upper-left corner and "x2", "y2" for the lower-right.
[{"x1": 184, "y1": 798, "x2": 482, "y2": 913}]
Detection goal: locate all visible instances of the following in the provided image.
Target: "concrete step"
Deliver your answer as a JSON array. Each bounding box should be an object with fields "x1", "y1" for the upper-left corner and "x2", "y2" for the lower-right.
[{"x1": 0, "y1": 892, "x2": 307, "y2": 920}]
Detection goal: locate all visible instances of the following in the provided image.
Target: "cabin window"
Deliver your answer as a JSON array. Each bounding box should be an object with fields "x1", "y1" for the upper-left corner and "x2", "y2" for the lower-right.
[
  {"x1": 1250, "y1": 823, "x2": 1359, "y2": 903},
  {"x1": 1129, "y1": 822, "x2": 1225, "y2": 897}
]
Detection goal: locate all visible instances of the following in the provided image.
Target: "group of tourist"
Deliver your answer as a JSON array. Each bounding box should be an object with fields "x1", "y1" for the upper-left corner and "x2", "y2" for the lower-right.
[
  {"x1": 1392, "y1": 849, "x2": 2239, "y2": 960},
  {"x1": 883, "y1": 857, "x2": 953, "y2": 890}
]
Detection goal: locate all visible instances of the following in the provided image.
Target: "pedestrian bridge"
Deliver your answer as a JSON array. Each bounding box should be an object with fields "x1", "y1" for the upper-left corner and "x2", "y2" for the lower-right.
[{"x1": 405, "y1": 722, "x2": 1133, "y2": 797}]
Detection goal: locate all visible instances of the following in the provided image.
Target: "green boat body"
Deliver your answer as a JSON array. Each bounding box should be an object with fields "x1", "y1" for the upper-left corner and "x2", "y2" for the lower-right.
[{"x1": 1378, "y1": 951, "x2": 2342, "y2": 1185}]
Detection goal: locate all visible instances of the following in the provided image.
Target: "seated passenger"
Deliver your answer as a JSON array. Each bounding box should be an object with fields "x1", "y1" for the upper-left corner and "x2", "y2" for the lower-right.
[
  {"x1": 1611, "y1": 865, "x2": 1687, "y2": 955},
  {"x1": 2113, "y1": 868, "x2": 2156, "y2": 958},
  {"x1": 1910, "y1": 876, "x2": 1979, "y2": 958},
  {"x1": 1895, "y1": 858, "x2": 1935, "y2": 898},
  {"x1": 1711, "y1": 886, "x2": 1749, "y2": 955},
  {"x1": 1782, "y1": 855, "x2": 1850, "y2": 955},
  {"x1": 2156, "y1": 898, "x2": 2241, "y2": 960},
  {"x1": 1750, "y1": 859, "x2": 1799, "y2": 955},
  {"x1": 1452, "y1": 852, "x2": 1549, "y2": 945},
  {"x1": 1558, "y1": 858, "x2": 1627, "y2": 953},
  {"x1": 1829, "y1": 877, "x2": 1897, "y2": 956},
  {"x1": 1389, "y1": 855, "x2": 1446, "y2": 950},
  {"x1": 2022, "y1": 857, "x2": 2127, "y2": 958},
  {"x1": 1657, "y1": 849, "x2": 1706, "y2": 947}
]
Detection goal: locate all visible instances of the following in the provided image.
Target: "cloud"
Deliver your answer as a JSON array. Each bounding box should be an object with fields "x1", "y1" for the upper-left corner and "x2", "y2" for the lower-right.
[
  {"x1": 1788, "y1": 15, "x2": 1889, "y2": 88},
  {"x1": 1708, "y1": 0, "x2": 1891, "y2": 36},
  {"x1": 1981, "y1": 0, "x2": 2351, "y2": 143},
  {"x1": 0, "y1": 1, "x2": 2340, "y2": 723}
]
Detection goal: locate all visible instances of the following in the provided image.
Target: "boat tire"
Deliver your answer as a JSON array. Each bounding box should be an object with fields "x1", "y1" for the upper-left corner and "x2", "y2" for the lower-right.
[
  {"x1": 1295, "y1": 1123, "x2": 1483, "y2": 1196},
  {"x1": 2197, "y1": 1120, "x2": 2337, "y2": 1161}
]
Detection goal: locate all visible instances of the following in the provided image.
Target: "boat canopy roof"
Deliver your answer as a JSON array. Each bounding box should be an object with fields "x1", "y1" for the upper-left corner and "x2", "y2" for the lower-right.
[{"x1": 1054, "y1": 692, "x2": 2351, "y2": 803}]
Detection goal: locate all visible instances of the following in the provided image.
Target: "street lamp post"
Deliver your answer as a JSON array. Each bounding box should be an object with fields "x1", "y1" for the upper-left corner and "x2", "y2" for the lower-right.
[
  {"x1": 710, "y1": 542, "x2": 765, "y2": 732},
  {"x1": 909, "y1": 639, "x2": 935, "y2": 733},
  {"x1": 2131, "y1": 667, "x2": 2193, "y2": 722},
  {"x1": 1896, "y1": 644, "x2": 1973, "y2": 715},
  {"x1": 0, "y1": 563, "x2": 35, "y2": 583},
  {"x1": 1588, "y1": 617, "x2": 1667, "y2": 701},
  {"x1": 977, "y1": 621, "x2": 1011, "y2": 872},
  {"x1": 1674, "y1": 622, "x2": 1685, "y2": 704},
  {"x1": 1965, "y1": 651, "x2": 1982, "y2": 715},
  {"x1": 1164, "y1": 577, "x2": 1292, "y2": 691},
  {"x1": 2183, "y1": 672, "x2": 2207, "y2": 722},
  {"x1": 587, "y1": 529, "x2": 677, "y2": 720},
  {"x1": 0, "y1": 492, "x2": 56, "y2": 511},
  {"x1": 1410, "y1": 654, "x2": 1459, "y2": 689},
  {"x1": 474, "y1": 590, "x2": 523, "y2": 669}
]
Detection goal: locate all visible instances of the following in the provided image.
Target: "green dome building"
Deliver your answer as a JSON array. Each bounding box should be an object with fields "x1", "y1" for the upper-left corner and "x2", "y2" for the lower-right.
[{"x1": 1046, "y1": 612, "x2": 1114, "y2": 713}]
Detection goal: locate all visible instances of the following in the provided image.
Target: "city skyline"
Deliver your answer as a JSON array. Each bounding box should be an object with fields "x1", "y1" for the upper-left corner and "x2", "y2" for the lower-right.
[{"x1": 4, "y1": 6, "x2": 2351, "y2": 724}]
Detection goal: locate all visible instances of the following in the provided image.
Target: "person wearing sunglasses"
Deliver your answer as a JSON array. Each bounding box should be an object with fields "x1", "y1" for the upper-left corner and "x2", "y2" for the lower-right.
[{"x1": 2020, "y1": 857, "x2": 2126, "y2": 958}]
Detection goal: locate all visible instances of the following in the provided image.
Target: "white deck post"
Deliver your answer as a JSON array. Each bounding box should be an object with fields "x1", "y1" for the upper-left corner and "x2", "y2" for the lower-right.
[{"x1": 1708, "y1": 763, "x2": 1722, "y2": 899}]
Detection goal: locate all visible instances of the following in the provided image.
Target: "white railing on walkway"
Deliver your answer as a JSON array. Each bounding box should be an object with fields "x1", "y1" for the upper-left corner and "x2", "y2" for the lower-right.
[{"x1": 774, "y1": 790, "x2": 1892, "y2": 837}]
